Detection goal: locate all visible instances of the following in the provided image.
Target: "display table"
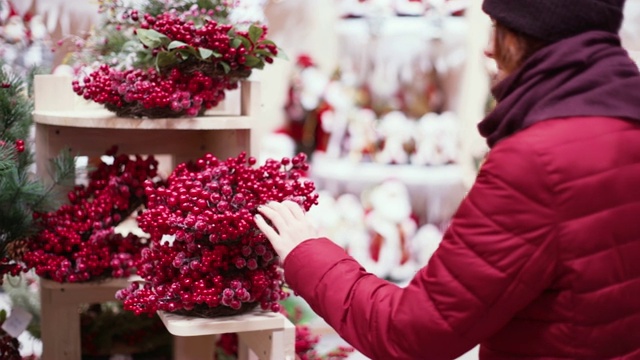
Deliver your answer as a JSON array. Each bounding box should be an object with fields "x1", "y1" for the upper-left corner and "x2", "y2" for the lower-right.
[
  {"x1": 33, "y1": 76, "x2": 257, "y2": 186},
  {"x1": 159, "y1": 310, "x2": 296, "y2": 360},
  {"x1": 310, "y1": 155, "x2": 467, "y2": 226}
]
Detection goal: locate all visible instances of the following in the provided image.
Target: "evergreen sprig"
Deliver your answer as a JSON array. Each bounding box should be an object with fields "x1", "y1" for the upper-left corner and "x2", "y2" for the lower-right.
[
  {"x1": 0, "y1": 70, "x2": 32, "y2": 146},
  {"x1": 0, "y1": 65, "x2": 75, "y2": 258}
]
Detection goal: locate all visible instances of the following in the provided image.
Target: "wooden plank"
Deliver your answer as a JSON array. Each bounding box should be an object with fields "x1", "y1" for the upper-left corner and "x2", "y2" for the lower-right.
[
  {"x1": 158, "y1": 310, "x2": 287, "y2": 337},
  {"x1": 173, "y1": 335, "x2": 217, "y2": 360},
  {"x1": 33, "y1": 112, "x2": 252, "y2": 130},
  {"x1": 34, "y1": 75, "x2": 246, "y2": 117},
  {"x1": 40, "y1": 278, "x2": 129, "y2": 360},
  {"x1": 240, "y1": 80, "x2": 261, "y2": 155}
]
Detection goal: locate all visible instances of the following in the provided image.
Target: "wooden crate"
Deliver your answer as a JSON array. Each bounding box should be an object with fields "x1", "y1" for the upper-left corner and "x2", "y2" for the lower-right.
[
  {"x1": 158, "y1": 310, "x2": 296, "y2": 360},
  {"x1": 39, "y1": 278, "x2": 130, "y2": 360}
]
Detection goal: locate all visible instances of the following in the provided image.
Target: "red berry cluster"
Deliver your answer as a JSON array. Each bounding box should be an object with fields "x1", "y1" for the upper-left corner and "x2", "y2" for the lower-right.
[
  {"x1": 22, "y1": 147, "x2": 160, "y2": 283},
  {"x1": 140, "y1": 12, "x2": 277, "y2": 68},
  {"x1": 0, "y1": 330, "x2": 20, "y2": 360},
  {"x1": 0, "y1": 139, "x2": 25, "y2": 153},
  {"x1": 117, "y1": 152, "x2": 318, "y2": 316},
  {"x1": 73, "y1": 10, "x2": 278, "y2": 118},
  {"x1": 73, "y1": 65, "x2": 237, "y2": 117}
]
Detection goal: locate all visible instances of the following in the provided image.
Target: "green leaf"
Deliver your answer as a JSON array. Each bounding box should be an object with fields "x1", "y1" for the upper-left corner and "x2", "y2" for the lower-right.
[
  {"x1": 276, "y1": 48, "x2": 289, "y2": 60},
  {"x1": 136, "y1": 29, "x2": 170, "y2": 49},
  {"x1": 231, "y1": 38, "x2": 242, "y2": 49},
  {"x1": 198, "y1": 48, "x2": 214, "y2": 60},
  {"x1": 155, "y1": 51, "x2": 178, "y2": 69},
  {"x1": 244, "y1": 55, "x2": 261, "y2": 67},
  {"x1": 261, "y1": 39, "x2": 276, "y2": 47},
  {"x1": 220, "y1": 62, "x2": 231, "y2": 74},
  {"x1": 248, "y1": 25, "x2": 264, "y2": 43},
  {"x1": 238, "y1": 36, "x2": 252, "y2": 50},
  {"x1": 168, "y1": 40, "x2": 189, "y2": 50},
  {"x1": 177, "y1": 50, "x2": 191, "y2": 61},
  {"x1": 254, "y1": 49, "x2": 273, "y2": 57}
]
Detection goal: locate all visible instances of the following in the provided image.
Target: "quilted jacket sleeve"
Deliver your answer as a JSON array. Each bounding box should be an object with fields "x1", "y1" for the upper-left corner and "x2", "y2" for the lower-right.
[{"x1": 283, "y1": 139, "x2": 558, "y2": 359}]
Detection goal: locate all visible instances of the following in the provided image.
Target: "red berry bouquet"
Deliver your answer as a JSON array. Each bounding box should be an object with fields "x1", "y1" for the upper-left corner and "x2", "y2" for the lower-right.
[
  {"x1": 22, "y1": 147, "x2": 160, "y2": 283},
  {"x1": 117, "y1": 152, "x2": 318, "y2": 317},
  {"x1": 71, "y1": 2, "x2": 280, "y2": 118}
]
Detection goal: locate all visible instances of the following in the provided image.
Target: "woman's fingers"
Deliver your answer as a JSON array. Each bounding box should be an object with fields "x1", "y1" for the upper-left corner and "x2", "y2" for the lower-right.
[
  {"x1": 283, "y1": 200, "x2": 306, "y2": 220},
  {"x1": 254, "y1": 214, "x2": 280, "y2": 241},
  {"x1": 257, "y1": 204, "x2": 287, "y2": 232},
  {"x1": 265, "y1": 201, "x2": 297, "y2": 223}
]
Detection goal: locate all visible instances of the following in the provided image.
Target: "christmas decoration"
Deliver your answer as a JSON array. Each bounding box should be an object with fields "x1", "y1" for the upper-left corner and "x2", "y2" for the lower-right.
[
  {"x1": 117, "y1": 152, "x2": 318, "y2": 317},
  {"x1": 283, "y1": 54, "x2": 348, "y2": 159},
  {"x1": 22, "y1": 146, "x2": 159, "y2": 283},
  {"x1": 0, "y1": 310, "x2": 21, "y2": 360},
  {"x1": 0, "y1": 65, "x2": 75, "y2": 283},
  {"x1": 0, "y1": 1, "x2": 53, "y2": 76},
  {"x1": 65, "y1": 0, "x2": 280, "y2": 118}
]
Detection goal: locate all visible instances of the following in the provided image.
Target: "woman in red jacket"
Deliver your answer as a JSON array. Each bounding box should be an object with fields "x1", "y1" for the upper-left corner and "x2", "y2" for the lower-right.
[{"x1": 256, "y1": 0, "x2": 640, "y2": 358}]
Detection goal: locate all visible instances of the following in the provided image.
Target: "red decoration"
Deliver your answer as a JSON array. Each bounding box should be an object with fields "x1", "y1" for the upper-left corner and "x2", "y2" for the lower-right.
[
  {"x1": 117, "y1": 152, "x2": 318, "y2": 317},
  {"x1": 73, "y1": 11, "x2": 278, "y2": 118},
  {"x1": 22, "y1": 147, "x2": 159, "y2": 282}
]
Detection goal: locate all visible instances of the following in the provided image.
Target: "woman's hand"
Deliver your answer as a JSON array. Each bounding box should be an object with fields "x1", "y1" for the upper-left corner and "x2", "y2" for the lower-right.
[{"x1": 255, "y1": 200, "x2": 320, "y2": 261}]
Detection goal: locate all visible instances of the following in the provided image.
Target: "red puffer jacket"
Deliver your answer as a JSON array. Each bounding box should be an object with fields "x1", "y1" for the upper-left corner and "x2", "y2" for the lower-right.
[{"x1": 284, "y1": 116, "x2": 640, "y2": 359}]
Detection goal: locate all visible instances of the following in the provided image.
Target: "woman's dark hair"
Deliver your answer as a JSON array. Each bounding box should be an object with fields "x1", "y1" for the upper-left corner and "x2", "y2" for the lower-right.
[{"x1": 494, "y1": 22, "x2": 549, "y2": 73}]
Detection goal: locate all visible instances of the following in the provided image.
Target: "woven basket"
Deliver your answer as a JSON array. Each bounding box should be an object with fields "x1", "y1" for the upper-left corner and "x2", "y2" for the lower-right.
[
  {"x1": 105, "y1": 61, "x2": 251, "y2": 119},
  {"x1": 173, "y1": 301, "x2": 259, "y2": 318}
]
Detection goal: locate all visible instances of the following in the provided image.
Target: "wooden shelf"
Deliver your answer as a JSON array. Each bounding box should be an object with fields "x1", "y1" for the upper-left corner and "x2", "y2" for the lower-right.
[
  {"x1": 39, "y1": 277, "x2": 134, "y2": 360},
  {"x1": 158, "y1": 310, "x2": 296, "y2": 360},
  {"x1": 33, "y1": 75, "x2": 288, "y2": 360},
  {"x1": 40, "y1": 277, "x2": 130, "y2": 291},
  {"x1": 158, "y1": 309, "x2": 289, "y2": 337},
  {"x1": 34, "y1": 111, "x2": 252, "y2": 130}
]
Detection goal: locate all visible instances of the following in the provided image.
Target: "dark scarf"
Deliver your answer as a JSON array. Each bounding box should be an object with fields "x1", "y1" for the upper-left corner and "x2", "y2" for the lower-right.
[{"x1": 479, "y1": 31, "x2": 640, "y2": 148}]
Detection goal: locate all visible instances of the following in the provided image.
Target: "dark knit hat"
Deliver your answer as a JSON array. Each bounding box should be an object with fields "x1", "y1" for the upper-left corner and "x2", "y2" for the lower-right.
[{"x1": 482, "y1": 0, "x2": 626, "y2": 42}]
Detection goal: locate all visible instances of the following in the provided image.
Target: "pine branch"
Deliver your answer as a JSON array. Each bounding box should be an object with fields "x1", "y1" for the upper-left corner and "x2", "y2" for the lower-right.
[
  {"x1": 0, "y1": 70, "x2": 32, "y2": 141},
  {"x1": 49, "y1": 150, "x2": 76, "y2": 188},
  {"x1": 0, "y1": 145, "x2": 13, "y2": 173}
]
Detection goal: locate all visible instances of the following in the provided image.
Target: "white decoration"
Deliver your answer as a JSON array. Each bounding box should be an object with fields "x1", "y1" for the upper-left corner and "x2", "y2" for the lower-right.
[
  {"x1": 258, "y1": 132, "x2": 296, "y2": 166},
  {"x1": 29, "y1": 15, "x2": 48, "y2": 41},
  {"x1": 410, "y1": 223, "x2": 443, "y2": 266},
  {"x1": 299, "y1": 67, "x2": 329, "y2": 111},
  {"x1": 411, "y1": 111, "x2": 459, "y2": 166},
  {"x1": 393, "y1": 0, "x2": 427, "y2": 16},
  {"x1": 228, "y1": 0, "x2": 268, "y2": 27},
  {"x1": 362, "y1": 180, "x2": 418, "y2": 281},
  {"x1": 1, "y1": 306, "x2": 33, "y2": 338},
  {"x1": 375, "y1": 111, "x2": 414, "y2": 164},
  {"x1": 345, "y1": 108, "x2": 377, "y2": 162},
  {"x1": 2, "y1": 15, "x2": 26, "y2": 44},
  {"x1": 333, "y1": 193, "x2": 369, "y2": 257}
]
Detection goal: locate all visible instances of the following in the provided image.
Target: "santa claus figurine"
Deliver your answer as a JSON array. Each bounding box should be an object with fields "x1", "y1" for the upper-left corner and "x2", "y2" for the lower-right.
[
  {"x1": 362, "y1": 180, "x2": 419, "y2": 282},
  {"x1": 2, "y1": 15, "x2": 26, "y2": 44}
]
